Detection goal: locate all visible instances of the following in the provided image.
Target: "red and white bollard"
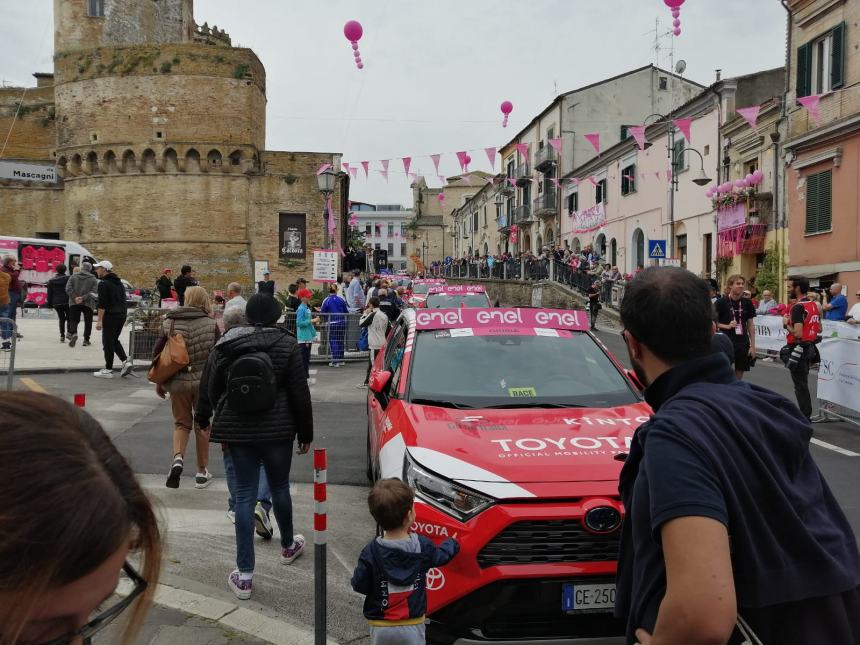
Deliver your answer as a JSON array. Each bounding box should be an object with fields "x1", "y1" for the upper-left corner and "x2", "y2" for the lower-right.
[
  {"x1": 313, "y1": 448, "x2": 327, "y2": 645},
  {"x1": 73, "y1": 393, "x2": 86, "y2": 408}
]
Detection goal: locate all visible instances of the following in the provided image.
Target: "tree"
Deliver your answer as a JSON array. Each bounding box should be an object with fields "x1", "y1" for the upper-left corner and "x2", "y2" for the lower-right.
[
  {"x1": 754, "y1": 241, "x2": 785, "y2": 297},
  {"x1": 345, "y1": 227, "x2": 367, "y2": 253}
]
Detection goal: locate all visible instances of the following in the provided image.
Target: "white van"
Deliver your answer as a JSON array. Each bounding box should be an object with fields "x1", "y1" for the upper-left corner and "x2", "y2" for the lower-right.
[{"x1": 0, "y1": 236, "x2": 98, "y2": 306}]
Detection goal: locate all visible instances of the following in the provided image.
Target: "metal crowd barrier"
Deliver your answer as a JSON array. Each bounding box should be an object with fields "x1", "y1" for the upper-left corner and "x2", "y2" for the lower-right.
[
  {"x1": 0, "y1": 318, "x2": 17, "y2": 391},
  {"x1": 129, "y1": 308, "x2": 370, "y2": 365}
]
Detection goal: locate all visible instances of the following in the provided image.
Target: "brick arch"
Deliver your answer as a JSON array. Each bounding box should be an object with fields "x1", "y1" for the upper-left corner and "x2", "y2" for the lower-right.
[
  {"x1": 206, "y1": 148, "x2": 223, "y2": 171},
  {"x1": 57, "y1": 155, "x2": 68, "y2": 178},
  {"x1": 70, "y1": 153, "x2": 83, "y2": 176},
  {"x1": 103, "y1": 150, "x2": 118, "y2": 174},
  {"x1": 228, "y1": 149, "x2": 243, "y2": 167},
  {"x1": 185, "y1": 148, "x2": 201, "y2": 173},
  {"x1": 84, "y1": 150, "x2": 99, "y2": 175},
  {"x1": 121, "y1": 149, "x2": 137, "y2": 173},
  {"x1": 163, "y1": 147, "x2": 179, "y2": 172},
  {"x1": 141, "y1": 149, "x2": 157, "y2": 173}
]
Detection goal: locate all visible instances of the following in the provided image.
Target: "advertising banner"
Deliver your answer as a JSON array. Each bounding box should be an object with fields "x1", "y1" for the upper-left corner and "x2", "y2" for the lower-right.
[
  {"x1": 717, "y1": 204, "x2": 746, "y2": 231},
  {"x1": 278, "y1": 213, "x2": 306, "y2": 260},
  {"x1": 754, "y1": 315, "x2": 788, "y2": 354},
  {"x1": 817, "y1": 338, "x2": 860, "y2": 414},
  {"x1": 312, "y1": 249, "x2": 339, "y2": 283},
  {"x1": 569, "y1": 202, "x2": 606, "y2": 234}
]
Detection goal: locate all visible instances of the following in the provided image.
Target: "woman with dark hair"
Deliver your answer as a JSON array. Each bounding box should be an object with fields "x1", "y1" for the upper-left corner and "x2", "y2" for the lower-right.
[{"x1": 0, "y1": 392, "x2": 161, "y2": 645}]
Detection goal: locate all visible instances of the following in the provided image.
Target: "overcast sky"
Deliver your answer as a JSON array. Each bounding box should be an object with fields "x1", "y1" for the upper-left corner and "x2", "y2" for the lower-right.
[{"x1": 3, "y1": 1, "x2": 787, "y2": 206}]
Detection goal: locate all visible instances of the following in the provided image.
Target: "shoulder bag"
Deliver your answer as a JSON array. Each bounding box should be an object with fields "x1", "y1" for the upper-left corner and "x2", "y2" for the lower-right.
[{"x1": 147, "y1": 318, "x2": 190, "y2": 385}]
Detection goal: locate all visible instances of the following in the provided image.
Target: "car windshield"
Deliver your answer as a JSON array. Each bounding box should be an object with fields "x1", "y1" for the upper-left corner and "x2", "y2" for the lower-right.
[
  {"x1": 413, "y1": 284, "x2": 436, "y2": 295},
  {"x1": 425, "y1": 293, "x2": 490, "y2": 309},
  {"x1": 408, "y1": 331, "x2": 638, "y2": 408}
]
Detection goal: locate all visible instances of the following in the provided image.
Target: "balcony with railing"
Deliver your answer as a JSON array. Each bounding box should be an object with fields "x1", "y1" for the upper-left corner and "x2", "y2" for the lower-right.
[
  {"x1": 532, "y1": 189, "x2": 557, "y2": 217},
  {"x1": 534, "y1": 145, "x2": 557, "y2": 172},
  {"x1": 513, "y1": 204, "x2": 531, "y2": 222},
  {"x1": 514, "y1": 163, "x2": 532, "y2": 187}
]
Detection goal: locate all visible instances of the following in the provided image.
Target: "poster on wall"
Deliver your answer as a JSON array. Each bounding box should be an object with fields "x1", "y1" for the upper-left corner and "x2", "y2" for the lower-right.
[
  {"x1": 569, "y1": 202, "x2": 606, "y2": 234},
  {"x1": 312, "y1": 249, "x2": 339, "y2": 283},
  {"x1": 278, "y1": 213, "x2": 306, "y2": 260},
  {"x1": 253, "y1": 260, "x2": 269, "y2": 283}
]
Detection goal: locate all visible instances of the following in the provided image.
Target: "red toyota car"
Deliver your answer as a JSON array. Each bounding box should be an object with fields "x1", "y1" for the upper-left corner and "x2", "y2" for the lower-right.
[
  {"x1": 366, "y1": 307, "x2": 649, "y2": 644},
  {"x1": 424, "y1": 284, "x2": 491, "y2": 309}
]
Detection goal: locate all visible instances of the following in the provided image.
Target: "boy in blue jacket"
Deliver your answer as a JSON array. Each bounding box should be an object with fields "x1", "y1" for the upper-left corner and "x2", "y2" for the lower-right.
[{"x1": 351, "y1": 478, "x2": 459, "y2": 644}]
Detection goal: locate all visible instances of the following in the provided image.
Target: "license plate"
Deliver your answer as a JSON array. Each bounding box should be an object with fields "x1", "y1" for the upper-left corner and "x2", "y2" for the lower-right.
[{"x1": 562, "y1": 583, "x2": 616, "y2": 613}]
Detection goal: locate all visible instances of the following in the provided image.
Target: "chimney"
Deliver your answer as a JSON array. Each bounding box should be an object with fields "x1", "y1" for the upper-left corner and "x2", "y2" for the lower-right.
[{"x1": 715, "y1": 69, "x2": 722, "y2": 82}]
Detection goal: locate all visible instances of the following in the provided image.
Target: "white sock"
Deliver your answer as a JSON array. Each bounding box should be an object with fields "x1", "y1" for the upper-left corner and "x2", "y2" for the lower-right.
[{"x1": 239, "y1": 572, "x2": 253, "y2": 582}]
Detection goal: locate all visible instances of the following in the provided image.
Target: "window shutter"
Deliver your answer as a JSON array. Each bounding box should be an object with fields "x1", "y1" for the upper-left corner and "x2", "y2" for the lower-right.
[
  {"x1": 820, "y1": 170, "x2": 832, "y2": 231},
  {"x1": 831, "y1": 22, "x2": 846, "y2": 90},
  {"x1": 796, "y1": 42, "x2": 812, "y2": 98}
]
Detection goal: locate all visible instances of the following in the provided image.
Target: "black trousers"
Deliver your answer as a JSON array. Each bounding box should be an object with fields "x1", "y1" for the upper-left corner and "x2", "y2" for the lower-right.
[
  {"x1": 790, "y1": 356, "x2": 813, "y2": 419},
  {"x1": 69, "y1": 304, "x2": 94, "y2": 341},
  {"x1": 101, "y1": 313, "x2": 127, "y2": 370},
  {"x1": 54, "y1": 305, "x2": 70, "y2": 337}
]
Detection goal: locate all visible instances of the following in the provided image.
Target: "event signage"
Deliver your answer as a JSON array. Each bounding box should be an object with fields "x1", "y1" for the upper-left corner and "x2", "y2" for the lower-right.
[
  {"x1": 414, "y1": 308, "x2": 587, "y2": 331},
  {"x1": 312, "y1": 249, "x2": 339, "y2": 283},
  {"x1": 278, "y1": 213, "x2": 306, "y2": 260},
  {"x1": 717, "y1": 203, "x2": 746, "y2": 231},
  {"x1": 0, "y1": 160, "x2": 56, "y2": 184},
  {"x1": 817, "y1": 338, "x2": 860, "y2": 415},
  {"x1": 754, "y1": 316, "x2": 860, "y2": 354},
  {"x1": 568, "y1": 202, "x2": 606, "y2": 234}
]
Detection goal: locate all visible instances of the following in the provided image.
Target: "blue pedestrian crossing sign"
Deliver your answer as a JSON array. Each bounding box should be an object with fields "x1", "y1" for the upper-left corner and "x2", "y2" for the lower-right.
[{"x1": 648, "y1": 240, "x2": 667, "y2": 259}]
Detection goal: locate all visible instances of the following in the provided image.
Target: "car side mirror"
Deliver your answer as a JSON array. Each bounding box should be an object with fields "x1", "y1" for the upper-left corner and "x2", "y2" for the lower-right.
[
  {"x1": 626, "y1": 369, "x2": 645, "y2": 392},
  {"x1": 369, "y1": 370, "x2": 392, "y2": 395}
]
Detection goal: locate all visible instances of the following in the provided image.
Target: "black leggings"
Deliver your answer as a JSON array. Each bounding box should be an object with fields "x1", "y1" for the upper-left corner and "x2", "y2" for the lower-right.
[
  {"x1": 54, "y1": 305, "x2": 70, "y2": 337},
  {"x1": 69, "y1": 304, "x2": 93, "y2": 341},
  {"x1": 101, "y1": 313, "x2": 127, "y2": 369}
]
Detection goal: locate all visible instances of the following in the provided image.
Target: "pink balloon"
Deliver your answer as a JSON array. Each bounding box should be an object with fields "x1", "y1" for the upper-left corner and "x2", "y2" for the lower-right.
[
  {"x1": 344, "y1": 20, "x2": 363, "y2": 42},
  {"x1": 357, "y1": 62, "x2": 364, "y2": 69},
  {"x1": 673, "y1": 27, "x2": 682, "y2": 36},
  {"x1": 673, "y1": 18, "x2": 681, "y2": 27},
  {"x1": 353, "y1": 51, "x2": 360, "y2": 58},
  {"x1": 351, "y1": 42, "x2": 359, "y2": 51},
  {"x1": 500, "y1": 101, "x2": 513, "y2": 115},
  {"x1": 663, "y1": 0, "x2": 685, "y2": 8},
  {"x1": 734, "y1": 179, "x2": 746, "y2": 189},
  {"x1": 744, "y1": 173, "x2": 754, "y2": 185},
  {"x1": 754, "y1": 169, "x2": 764, "y2": 181}
]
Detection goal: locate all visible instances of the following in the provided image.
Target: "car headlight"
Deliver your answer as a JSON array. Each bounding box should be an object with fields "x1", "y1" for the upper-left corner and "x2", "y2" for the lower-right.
[{"x1": 403, "y1": 451, "x2": 494, "y2": 521}]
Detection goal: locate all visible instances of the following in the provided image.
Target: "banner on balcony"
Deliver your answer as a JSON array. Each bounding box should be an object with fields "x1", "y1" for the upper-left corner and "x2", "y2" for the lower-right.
[
  {"x1": 569, "y1": 202, "x2": 606, "y2": 234},
  {"x1": 717, "y1": 204, "x2": 746, "y2": 231}
]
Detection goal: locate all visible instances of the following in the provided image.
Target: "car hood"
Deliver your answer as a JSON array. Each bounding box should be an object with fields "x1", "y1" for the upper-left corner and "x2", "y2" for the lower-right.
[{"x1": 400, "y1": 403, "x2": 651, "y2": 498}]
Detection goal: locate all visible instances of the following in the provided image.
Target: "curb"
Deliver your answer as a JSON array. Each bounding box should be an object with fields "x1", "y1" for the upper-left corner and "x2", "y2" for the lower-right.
[{"x1": 118, "y1": 574, "x2": 339, "y2": 645}]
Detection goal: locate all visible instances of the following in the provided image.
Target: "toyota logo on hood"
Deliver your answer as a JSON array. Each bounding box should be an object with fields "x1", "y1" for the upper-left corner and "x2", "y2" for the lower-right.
[{"x1": 584, "y1": 506, "x2": 622, "y2": 534}]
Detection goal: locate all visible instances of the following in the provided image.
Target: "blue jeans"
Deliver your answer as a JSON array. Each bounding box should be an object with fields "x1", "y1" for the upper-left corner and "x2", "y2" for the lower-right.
[
  {"x1": 222, "y1": 447, "x2": 271, "y2": 514},
  {"x1": 329, "y1": 321, "x2": 345, "y2": 361},
  {"x1": 229, "y1": 440, "x2": 295, "y2": 573},
  {"x1": 7, "y1": 291, "x2": 18, "y2": 323},
  {"x1": 0, "y1": 303, "x2": 11, "y2": 341}
]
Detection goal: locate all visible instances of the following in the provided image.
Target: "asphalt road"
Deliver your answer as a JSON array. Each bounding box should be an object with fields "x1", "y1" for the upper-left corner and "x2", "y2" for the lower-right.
[{"x1": 13, "y1": 325, "x2": 860, "y2": 643}]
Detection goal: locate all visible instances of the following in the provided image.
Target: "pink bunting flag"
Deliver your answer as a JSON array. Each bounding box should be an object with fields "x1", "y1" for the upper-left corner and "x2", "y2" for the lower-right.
[
  {"x1": 437, "y1": 193, "x2": 445, "y2": 203},
  {"x1": 550, "y1": 178, "x2": 561, "y2": 188},
  {"x1": 548, "y1": 138, "x2": 563, "y2": 155},
  {"x1": 666, "y1": 169, "x2": 673, "y2": 181},
  {"x1": 316, "y1": 163, "x2": 332, "y2": 176},
  {"x1": 485, "y1": 147, "x2": 497, "y2": 168},
  {"x1": 437, "y1": 175, "x2": 447, "y2": 186},
  {"x1": 587, "y1": 176, "x2": 598, "y2": 186},
  {"x1": 348, "y1": 166, "x2": 358, "y2": 180},
  {"x1": 485, "y1": 176, "x2": 496, "y2": 185},
  {"x1": 408, "y1": 172, "x2": 417, "y2": 182},
  {"x1": 583, "y1": 133, "x2": 600, "y2": 156},
  {"x1": 736, "y1": 106, "x2": 761, "y2": 129},
  {"x1": 402, "y1": 157, "x2": 412, "y2": 175},
  {"x1": 378, "y1": 169, "x2": 389, "y2": 182},
  {"x1": 381, "y1": 159, "x2": 390, "y2": 172},
  {"x1": 629, "y1": 125, "x2": 647, "y2": 151},
  {"x1": 431, "y1": 154, "x2": 441, "y2": 174},
  {"x1": 456, "y1": 151, "x2": 469, "y2": 172},
  {"x1": 514, "y1": 143, "x2": 529, "y2": 160},
  {"x1": 654, "y1": 172, "x2": 661, "y2": 180},
  {"x1": 798, "y1": 95, "x2": 822, "y2": 123},
  {"x1": 335, "y1": 238, "x2": 346, "y2": 258},
  {"x1": 341, "y1": 162, "x2": 349, "y2": 172},
  {"x1": 360, "y1": 161, "x2": 370, "y2": 178},
  {"x1": 460, "y1": 174, "x2": 473, "y2": 185},
  {"x1": 673, "y1": 118, "x2": 693, "y2": 143}
]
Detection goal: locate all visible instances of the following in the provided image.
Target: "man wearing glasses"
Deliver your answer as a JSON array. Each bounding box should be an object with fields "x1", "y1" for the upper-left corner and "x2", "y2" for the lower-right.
[{"x1": 846, "y1": 290, "x2": 860, "y2": 325}]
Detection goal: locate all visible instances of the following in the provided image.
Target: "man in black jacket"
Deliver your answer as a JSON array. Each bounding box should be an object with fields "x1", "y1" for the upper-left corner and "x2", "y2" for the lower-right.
[
  {"x1": 195, "y1": 294, "x2": 312, "y2": 600},
  {"x1": 92, "y1": 260, "x2": 133, "y2": 379},
  {"x1": 616, "y1": 267, "x2": 860, "y2": 645},
  {"x1": 155, "y1": 268, "x2": 173, "y2": 301},
  {"x1": 174, "y1": 265, "x2": 198, "y2": 306},
  {"x1": 46, "y1": 263, "x2": 71, "y2": 342},
  {"x1": 257, "y1": 271, "x2": 275, "y2": 297}
]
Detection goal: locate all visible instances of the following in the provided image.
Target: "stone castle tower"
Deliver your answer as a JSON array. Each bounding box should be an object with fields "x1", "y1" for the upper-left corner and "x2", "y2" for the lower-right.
[{"x1": 1, "y1": 0, "x2": 346, "y2": 288}]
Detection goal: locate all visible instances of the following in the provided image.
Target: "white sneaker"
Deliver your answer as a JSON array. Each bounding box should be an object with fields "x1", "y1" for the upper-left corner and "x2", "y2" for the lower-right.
[
  {"x1": 194, "y1": 470, "x2": 213, "y2": 489},
  {"x1": 226, "y1": 510, "x2": 236, "y2": 524},
  {"x1": 93, "y1": 369, "x2": 114, "y2": 379},
  {"x1": 119, "y1": 360, "x2": 134, "y2": 378}
]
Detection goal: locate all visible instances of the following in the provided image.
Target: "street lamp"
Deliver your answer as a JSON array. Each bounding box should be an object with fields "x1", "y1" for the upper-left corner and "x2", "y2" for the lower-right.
[
  {"x1": 668, "y1": 145, "x2": 712, "y2": 257},
  {"x1": 316, "y1": 168, "x2": 337, "y2": 248},
  {"x1": 640, "y1": 113, "x2": 667, "y2": 150}
]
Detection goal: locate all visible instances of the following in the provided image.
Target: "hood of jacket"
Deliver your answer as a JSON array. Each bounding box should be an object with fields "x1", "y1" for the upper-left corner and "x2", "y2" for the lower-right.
[
  {"x1": 219, "y1": 325, "x2": 290, "y2": 355},
  {"x1": 103, "y1": 272, "x2": 123, "y2": 286},
  {"x1": 216, "y1": 324, "x2": 257, "y2": 346},
  {"x1": 166, "y1": 306, "x2": 210, "y2": 321},
  {"x1": 371, "y1": 536, "x2": 425, "y2": 586}
]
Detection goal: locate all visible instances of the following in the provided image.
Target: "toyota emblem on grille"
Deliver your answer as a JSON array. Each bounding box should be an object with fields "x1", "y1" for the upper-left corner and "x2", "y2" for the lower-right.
[
  {"x1": 426, "y1": 568, "x2": 446, "y2": 591},
  {"x1": 584, "y1": 506, "x2": 621, "y2": 534}
]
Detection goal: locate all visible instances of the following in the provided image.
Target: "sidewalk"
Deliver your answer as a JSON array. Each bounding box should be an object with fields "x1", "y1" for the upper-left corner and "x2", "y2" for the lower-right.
[{"x1": 7, "y1": 310, "x2": 112, "y2": 373}]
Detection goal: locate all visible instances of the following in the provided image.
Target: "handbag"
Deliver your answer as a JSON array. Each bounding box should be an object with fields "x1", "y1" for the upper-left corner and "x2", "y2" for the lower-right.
[
  {"x1": 147, "y1": 319, "x2": 190, "y2": 385},
  {"x1": 357, "y1": 327, "x2": 370, "y2": 352}
]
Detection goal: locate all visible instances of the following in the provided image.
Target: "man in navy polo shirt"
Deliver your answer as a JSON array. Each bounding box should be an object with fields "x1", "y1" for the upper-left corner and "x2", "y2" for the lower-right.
[{"x1": 615, "y1": 267, "x2": 860, "y2": 645}]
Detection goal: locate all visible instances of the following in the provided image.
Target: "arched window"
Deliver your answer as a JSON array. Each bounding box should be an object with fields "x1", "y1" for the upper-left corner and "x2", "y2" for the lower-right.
[
  {"x1": 610, "y1": 238, "x2": 617, "y2": 266},
  {"x1": 121, "y1": 150, "x2": 136, "y2": 173},
  {"x1": 164, "y1": 148, "x2": 179, "y2": 172},
  {"x1": 595, "y1": 233, "x2": 606, "y2": 259},
  {"x1": 185, "y1": 149, "x2": 201, "y2": 172},
  {"x1": 207, "y1": 149, "x2": 223, "y2": 168},
  {"x1": 632, "y1": 228, "x2": 645, "y2": 271},
  {"x1": 85, "y1": 151, "x2": 99, "y2": 174},
  {"x1": 104, "y1": 150, "x2": 117, "y2": 174},
  {"x1": 141, "y1": 149, "x2": 157, "y2": 172},
  {"x1": 228, "y1": 150, "x2": 243, "y2": 167}
]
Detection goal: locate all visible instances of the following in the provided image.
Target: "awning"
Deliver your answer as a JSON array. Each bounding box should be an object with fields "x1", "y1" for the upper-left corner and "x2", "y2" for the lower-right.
[{"x1": 786, "y1": 268, "x2": 837, "y2": 280}]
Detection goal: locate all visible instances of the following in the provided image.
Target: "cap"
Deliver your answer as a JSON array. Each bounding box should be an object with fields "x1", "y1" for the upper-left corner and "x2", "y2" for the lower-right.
[
  {"x1": 297, "y1": 288, "x2": 313, "y2": 299},
  {"x1": 163, "y1": 268, "x2": 172, "y2": 273},
  {"x1": 263, "y1": 270, "x2": 270, "y2": 276},
  {"x1": 245, "y1": 294, "x2": 282, "y2": 326},
  {"x1": 297, "y1": 277, "x2": 308, "y2": 284},
  {"x1": 93, "y1": 260, "x2": 113, "y2": 271}
]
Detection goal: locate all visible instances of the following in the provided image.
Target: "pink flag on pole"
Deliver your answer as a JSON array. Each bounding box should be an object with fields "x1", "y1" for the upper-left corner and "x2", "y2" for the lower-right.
[
  {"x1": 456, "y1": 151, "x2": 469, "y2": 172},
  {"x1": 629, "y1": 125, "x2": 647, "y2": 151},
  {"x1": 736, "y1": 106, "x2": 761, "y2": 129},
  {"x1": 316, "y1": 163, "x2": 332, "y2": 176},
  {"x1": 798, "y1": 95, "x2": 822, "y2": 122},
  {"x1": 326, "y1": 198, "x2": 336, "y2": 234},
  {"x1": 381, "y1": 160, "x2": 390, "y2": 172},
  {"x1": 673, "y1": 118, "x2": 693, "y2": 143},
  {"x1": 360, "y1": 161, "x2": 370, "y2": 178},
  {"x1": 485, "y1": 147, "x2": 497, "y2": 168},
  {"x1": 583, "y1": 133, "x2": 601, "y2": 156},
  {"x1": 514, "y1": 143, "x2": 529, "y2": 160},
  {"x1": 348, "y1": 166, "x2": 358, "y2": 180},
  {"x1": 378, "y1": 170, "x2": 389, "y2": 182},
  {"x1": 431, "y1": 154, "x2": 442, "y2": 174},
  {"x1": 402, "y1": 157, "x2": 412, "y2": 174},
  {"x1": 548, "y1": 138, "x2": 563, "y2": 154}
]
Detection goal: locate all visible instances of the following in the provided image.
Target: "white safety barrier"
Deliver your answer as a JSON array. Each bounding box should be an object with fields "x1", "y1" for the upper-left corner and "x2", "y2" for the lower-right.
[
  {"x1": 816, "y1": 336, "x2": 860, "y2": 427},
  {"x1": 754, "y1": 316, "x2": 860, "y2": 356}
]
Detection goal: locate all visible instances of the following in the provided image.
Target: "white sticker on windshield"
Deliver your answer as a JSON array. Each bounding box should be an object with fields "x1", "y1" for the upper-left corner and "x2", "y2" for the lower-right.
[
  {"x1": 450, "y1": 328, "x2": 474, "y2": 337},
  {"x1": 534, "y1": 328, "x2": 559, "y2": 337}
]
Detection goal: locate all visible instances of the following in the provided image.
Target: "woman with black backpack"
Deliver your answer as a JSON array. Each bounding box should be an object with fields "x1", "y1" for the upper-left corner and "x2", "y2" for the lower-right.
[{"x1": 195, "y1": 293, "x2": 313, "y2": 601}]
